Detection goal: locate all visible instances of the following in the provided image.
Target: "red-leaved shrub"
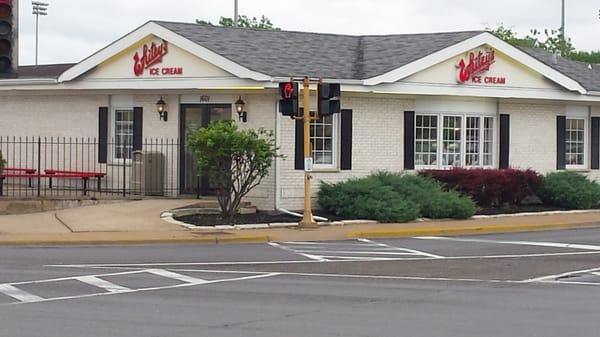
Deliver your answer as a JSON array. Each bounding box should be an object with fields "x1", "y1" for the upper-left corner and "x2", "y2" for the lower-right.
[{"x1": 419, "y1": 168, "x2": 543, "y2": 207}]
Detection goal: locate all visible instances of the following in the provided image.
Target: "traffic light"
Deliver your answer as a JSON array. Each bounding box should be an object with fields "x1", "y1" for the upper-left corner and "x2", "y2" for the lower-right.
[
  {"x1": 279, "y1": 82, "x2": 299, "y2": 117},
  {"x1": 318, "y1": 83, "x2": 341, "y2": 116},
  {"x1": 0, "y1": 0, "x2": 15, "y2": 77}
]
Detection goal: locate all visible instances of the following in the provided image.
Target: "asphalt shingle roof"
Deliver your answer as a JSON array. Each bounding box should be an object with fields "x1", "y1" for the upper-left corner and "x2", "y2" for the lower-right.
[{"x1": 13, "y1": 21, "x2": 600, "y2": 92}]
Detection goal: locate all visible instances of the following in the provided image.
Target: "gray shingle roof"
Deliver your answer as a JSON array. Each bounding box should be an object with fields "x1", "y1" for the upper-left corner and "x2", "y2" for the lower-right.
[
  {"x1": 14, "y1": 21, "x2": 600, "y2": 92},
  {"x1": 155, "y1": 21, "x2": 483, "y2": 80},
  {"x1": 17, "y1": 63, "x2": 76, "y2": 79}
]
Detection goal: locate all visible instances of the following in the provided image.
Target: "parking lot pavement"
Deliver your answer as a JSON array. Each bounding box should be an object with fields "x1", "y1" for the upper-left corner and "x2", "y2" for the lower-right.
[{"x1": 0, "y1": 228, "x2": 599, "y2": 337}]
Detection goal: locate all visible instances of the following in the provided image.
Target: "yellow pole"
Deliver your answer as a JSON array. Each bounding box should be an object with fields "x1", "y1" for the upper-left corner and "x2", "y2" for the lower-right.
[{"x1": 300, "y1": 77, "x2": 317, "y2": 228}]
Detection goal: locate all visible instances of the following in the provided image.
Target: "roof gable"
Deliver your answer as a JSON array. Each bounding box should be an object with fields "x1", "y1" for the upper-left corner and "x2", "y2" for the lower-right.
[{"x1": 58, "y1": 21, "x2": 271, "y2": 83}]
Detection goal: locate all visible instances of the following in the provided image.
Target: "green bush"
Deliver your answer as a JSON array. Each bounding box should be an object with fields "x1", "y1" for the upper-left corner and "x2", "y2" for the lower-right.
[
  {"x1": 539, "y1": 171, "x2": 600, "y2": 209},
  {"x1": 0, "y1": 151, "x2": 5, "y2": 173},
  {"x1": 318, "y1": 172, "x2": 476, "y2": 222},
  {"x1": 318, "y1": 178, "x2": 420, "y2": 223}
]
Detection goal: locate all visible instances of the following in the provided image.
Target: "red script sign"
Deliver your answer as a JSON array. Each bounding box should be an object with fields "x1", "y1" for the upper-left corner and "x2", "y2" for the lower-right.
[
  {"x1": 456, "y1": 49, "x2": 505, "y2": 85},
  {"x1": 133, "y1": 40, "x2": 169, "y2": 76}
]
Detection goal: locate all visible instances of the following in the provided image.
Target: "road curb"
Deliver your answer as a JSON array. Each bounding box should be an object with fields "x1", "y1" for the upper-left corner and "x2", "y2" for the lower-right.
[
  {"x1": 0, "y1": 234, "x2": 272, "y2": 246},
  {"x1": 346, "y1": 222, "x2": 600, "y2": 239}
]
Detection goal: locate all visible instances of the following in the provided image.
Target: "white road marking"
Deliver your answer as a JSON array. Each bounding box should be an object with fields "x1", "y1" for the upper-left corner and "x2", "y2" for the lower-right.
[
  {"x1": 268, "y1": 242, "x2": 328, "y2": 261},
  {"x1": 523, "y1": 266, "x2": 600, "y2": 283},
  {"x1": 75, "y1": 276, "x2": 131, "y2": 293},
  {"x1": 145, "y1": 269, "x2": 208, "y2": 284},
  {"x1": 358, "y1": 238, "x2": 444, "y2": 259},
  {"x1": 2, "y1": 272, "x2": 280, "y2": 306},
  {"x1": 0, "y1": 284, "x2": 44, "y2": 303},
  {"x1": 46, "y1": 249, "x2": 600, "y2": 270},
  {"x1": 415, "y1": 236, "x2": 600, "y2": 251}
]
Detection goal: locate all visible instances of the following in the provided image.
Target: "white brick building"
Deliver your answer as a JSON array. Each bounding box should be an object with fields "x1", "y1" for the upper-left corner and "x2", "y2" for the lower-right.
[{"x1": 1, "y1": 21, "x2": 599, "y2": 210}]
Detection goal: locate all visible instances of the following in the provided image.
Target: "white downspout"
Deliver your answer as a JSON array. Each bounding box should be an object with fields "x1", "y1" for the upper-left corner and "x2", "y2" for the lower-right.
[{"x1": 274, "y1": 99, "x2": 327, "y2": 222}]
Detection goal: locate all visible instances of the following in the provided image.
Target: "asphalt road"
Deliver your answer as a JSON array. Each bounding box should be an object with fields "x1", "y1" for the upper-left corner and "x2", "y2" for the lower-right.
[{"x1": 1, "y1": 228, "x2": 599, "y2": 337}]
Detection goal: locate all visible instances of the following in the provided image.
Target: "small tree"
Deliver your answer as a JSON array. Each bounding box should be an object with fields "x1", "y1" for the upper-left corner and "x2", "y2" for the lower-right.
[
  {"x1": 0, "y1": 150, "x2": 5, "y2": 173},
  {"x1": 188, "y1": 121, "x2": 280, "y2": 217},
  {"x1": 197, "y1": 14, "x2": 280, "y2": 30}
]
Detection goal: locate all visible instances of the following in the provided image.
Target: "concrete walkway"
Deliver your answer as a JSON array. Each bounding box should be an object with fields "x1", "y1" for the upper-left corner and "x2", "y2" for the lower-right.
[{"x1": 0, "y1": 199, "x2": 599, "y2": 245}]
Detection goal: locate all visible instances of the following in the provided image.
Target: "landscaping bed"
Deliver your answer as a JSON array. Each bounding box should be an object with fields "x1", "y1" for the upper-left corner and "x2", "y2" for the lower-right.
[{"x1": 174, "y1": 211, "x2": 346, "y2": 227}]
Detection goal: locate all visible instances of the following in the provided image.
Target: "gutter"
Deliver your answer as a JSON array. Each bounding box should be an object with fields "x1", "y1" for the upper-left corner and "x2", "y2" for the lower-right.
[{"x1": 0, "y1": 78, "x2": 58, "y2": 86}]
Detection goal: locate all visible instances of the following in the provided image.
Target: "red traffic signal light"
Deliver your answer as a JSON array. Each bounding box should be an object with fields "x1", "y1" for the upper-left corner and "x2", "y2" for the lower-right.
[
  {"x1": 279, "y1": 82, "x2": 299, "y2": 117},
  {"x1": 318, "y1": 83, "x2": 341, "y2": 116},
  {"x1": 0, "y1": 0, "x2": 13, "y2": 76}
]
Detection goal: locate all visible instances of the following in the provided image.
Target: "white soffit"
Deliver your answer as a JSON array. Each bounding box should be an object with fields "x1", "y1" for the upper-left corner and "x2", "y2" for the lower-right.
[
  {"x1": 363, "y1": 32, "x2": 587, "y2": 94},
  {"x1": 58, "y1": 22, "x2": 272, "y2": 83}
]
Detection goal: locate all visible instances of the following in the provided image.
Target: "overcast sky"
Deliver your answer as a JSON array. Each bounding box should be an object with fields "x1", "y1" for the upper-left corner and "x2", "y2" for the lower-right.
[{"x1": 16, "y1": 0, "x2": 600, "y2": 65}]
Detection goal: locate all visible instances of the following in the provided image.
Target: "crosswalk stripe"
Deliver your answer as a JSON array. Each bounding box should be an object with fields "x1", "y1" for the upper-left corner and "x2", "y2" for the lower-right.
[
  {"x1": 0, "y1": 284, "x2": 45, "y2": 303},
  {"x1": 145, "y1": 269, "x2": 208, "y2": 284},
  {"x1": 76, "y1": 276, "x2": 131, "y2": 293}
]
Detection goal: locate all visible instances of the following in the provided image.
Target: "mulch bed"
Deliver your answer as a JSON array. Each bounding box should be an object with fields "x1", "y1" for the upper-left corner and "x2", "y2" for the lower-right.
[
  {"x1": 176, "y1": 205, "x2": 591, "y2": 227},
  {"x1": 475, "y1": 204, "x2": 568, "y2": 216},
  {"x1": 174, "y1": 211, "x2": 346, "y2": 227}
]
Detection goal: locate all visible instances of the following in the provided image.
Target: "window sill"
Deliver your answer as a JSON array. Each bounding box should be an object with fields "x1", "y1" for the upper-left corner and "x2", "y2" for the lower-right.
[
  {"x1": 565, "y1": 167, "x2": 591, "y2": 173},
  {"x1": 311, "y1": 168, "x2": 341, "y2": 173}
]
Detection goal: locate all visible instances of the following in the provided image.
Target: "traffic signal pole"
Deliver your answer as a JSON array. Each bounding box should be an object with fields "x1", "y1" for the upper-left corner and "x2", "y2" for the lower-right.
[{"x1": 300, "y1": 77, "x2": 317, "y2": 228}]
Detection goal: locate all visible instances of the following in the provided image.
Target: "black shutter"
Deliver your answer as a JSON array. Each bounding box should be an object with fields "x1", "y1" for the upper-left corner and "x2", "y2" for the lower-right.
[
  {"x1": 340, "y1": 109, "x2": 353, "y2": 170},
  {"x1": 133, "y1": 107, "x2": 143, "y2": 152},
  {"x1": 404, "y1": 111, "x2": 415, "y2": 170},
  {"x1": 499, "y1": 114, "x2": 510, "y2": 169},
  {"x1": 98, "y1": 107, "x2": 108, "y2": 164},
  {"x1": 556, "y1": 116, "x2": 566, "y2": 170},
  {"x1": 294, "y1": 117, "x2": 304, "y2": 170},
  {"x1": 592, "y1": 117, "x2": 600, "y2": 170}
]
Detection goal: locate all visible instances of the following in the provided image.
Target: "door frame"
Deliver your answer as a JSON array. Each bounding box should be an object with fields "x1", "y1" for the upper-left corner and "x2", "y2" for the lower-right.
[{"x1": 179, "y1": 103, "x2": 232, "y2": 196}]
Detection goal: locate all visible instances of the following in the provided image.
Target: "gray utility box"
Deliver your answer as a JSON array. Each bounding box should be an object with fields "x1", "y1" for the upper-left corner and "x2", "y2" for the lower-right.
[{"x1": 130, "y1": 151, "x2": 165, "y2": 196}]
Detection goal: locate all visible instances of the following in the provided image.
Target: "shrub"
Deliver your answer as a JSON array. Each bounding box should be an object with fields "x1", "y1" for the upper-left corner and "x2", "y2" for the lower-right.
[
  {"x1": 318, "y1": 172, "x2": 476, "y2": 222},
  {"x1": 420, "y1": 168, "x2": 542, "y2": 207},
  {"x1": 0, "y1": 151, "x2": 5, "y2": 173},
  {"x1": 318, "y1": 178, "x2": 420, "y2": 223},
  {"x1": 187, "y1": 120, "x2": 280, "y2": 217},
  {"x1": 539, "y1": 171, "x2": 600, "y2": 209}
]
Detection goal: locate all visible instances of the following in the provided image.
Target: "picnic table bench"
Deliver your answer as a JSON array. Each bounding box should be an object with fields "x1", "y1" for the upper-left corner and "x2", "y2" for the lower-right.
[{"x1": 0, "y1": 168, "x2": 106, "y2": 196}]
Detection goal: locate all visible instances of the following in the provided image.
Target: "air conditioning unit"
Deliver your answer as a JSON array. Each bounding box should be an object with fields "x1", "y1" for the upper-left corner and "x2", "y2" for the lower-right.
[{"x1": 130, "y1": 151, "x2": 165, "y2": 196}]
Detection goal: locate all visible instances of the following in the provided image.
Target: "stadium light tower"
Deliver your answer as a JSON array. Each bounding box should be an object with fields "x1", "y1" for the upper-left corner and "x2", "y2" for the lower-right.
[{"x1": 32, "y1": 1, "x2": 48, "y2": 66}]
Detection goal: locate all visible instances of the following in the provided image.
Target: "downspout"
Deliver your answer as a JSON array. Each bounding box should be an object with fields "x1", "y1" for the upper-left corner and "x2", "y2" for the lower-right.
[{"x1": 274, "y1": 99, "x2": 327, "y2": 221}]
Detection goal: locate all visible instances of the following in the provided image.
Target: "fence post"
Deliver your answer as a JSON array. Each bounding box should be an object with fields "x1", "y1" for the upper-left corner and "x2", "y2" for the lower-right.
[
  {"x1": 122, "y1": 154, "x2": 127, "y2": 198},
  {"x1": 37, "y1": 137, "x2": 41, "y2": 197}
]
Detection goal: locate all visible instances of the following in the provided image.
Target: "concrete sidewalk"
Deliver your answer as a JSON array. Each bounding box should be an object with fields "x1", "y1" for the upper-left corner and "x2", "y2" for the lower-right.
[{"x1": 0, "y1": 199, "x2": 599, "y2": 245}]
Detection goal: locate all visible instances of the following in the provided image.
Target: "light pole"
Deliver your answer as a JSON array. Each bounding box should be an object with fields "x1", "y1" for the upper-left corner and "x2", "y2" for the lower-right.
[
  {"x1": 234, "y1": 0, "x2": 239, "y2": 27},
  {"x1": 32, "y1": 1, "x2": 49, "y2": 66}
]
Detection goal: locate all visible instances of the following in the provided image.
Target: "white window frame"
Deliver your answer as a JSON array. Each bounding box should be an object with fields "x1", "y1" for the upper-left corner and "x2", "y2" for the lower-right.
[
  {"x1": 565, "y1": 117, "x2": 587, "y2": 170},
  {"x1": 112, "y1": 107, "x2": 134, "y2": 162},
  {"x1": 310, "y1": 113, "x2": 339, "y2": 170},
  {"x1": 415, "y1": 114, "x2": 440, "y2": 168},
  {"x1": 415, "y1": 112, "x2": 496, "y2": 170}
]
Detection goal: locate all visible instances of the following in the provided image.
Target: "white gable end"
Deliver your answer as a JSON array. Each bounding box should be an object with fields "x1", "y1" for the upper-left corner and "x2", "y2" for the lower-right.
[
  {"x1": 83, "y1": 35, "x2": 233, "y2": 80},
  {"x1": 403, "y1": 45, "x2": 560, "y2": 90}
]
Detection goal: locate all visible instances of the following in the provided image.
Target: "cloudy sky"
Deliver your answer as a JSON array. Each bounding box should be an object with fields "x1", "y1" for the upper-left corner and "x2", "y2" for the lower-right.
[{"x1": 16, "y1": 0, "x2": 600, "y2": 65}]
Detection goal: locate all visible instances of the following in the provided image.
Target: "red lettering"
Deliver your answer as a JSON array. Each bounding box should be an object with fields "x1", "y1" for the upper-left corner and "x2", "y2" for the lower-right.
[
  {"x1": 133, "y1": 40, "x2": 169, "y2": 76},
  {"x1": 457, "y1": 49, "x2": 496, "y2": 83}
]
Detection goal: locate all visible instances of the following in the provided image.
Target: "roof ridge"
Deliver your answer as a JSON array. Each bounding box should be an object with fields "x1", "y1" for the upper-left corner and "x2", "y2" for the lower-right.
[{"x1": 153, "y1": 20, "x2": 485, "y2": 39}]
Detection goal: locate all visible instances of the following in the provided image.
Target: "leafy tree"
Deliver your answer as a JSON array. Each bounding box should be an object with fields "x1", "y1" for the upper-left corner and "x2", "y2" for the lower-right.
[
  {"x1": 197, "y1": 15, "x2": 279, "y2": 30},
  {"x1": 0, "y1": 151, "x2": 5, "y2": 173},
  {"x1": 487, "y1": 24, "x2": 600, "y2": 64},
  {"x1": 187, "y1": 121, "x2": 280, "y2": 217}
]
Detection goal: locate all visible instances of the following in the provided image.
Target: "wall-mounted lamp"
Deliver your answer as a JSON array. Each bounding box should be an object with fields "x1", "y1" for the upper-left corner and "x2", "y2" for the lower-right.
[
  {"x1": 156, "y1": 97, "x2": 168, "y2": 122},
  {"x1": 235, "y1": 96, "x2": 247, "y2": 123}
]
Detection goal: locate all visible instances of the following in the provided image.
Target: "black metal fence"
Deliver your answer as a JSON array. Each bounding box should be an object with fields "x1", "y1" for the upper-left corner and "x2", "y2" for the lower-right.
[{"x1": 0, "y1": 137, "x2": 181, "y2": 198}]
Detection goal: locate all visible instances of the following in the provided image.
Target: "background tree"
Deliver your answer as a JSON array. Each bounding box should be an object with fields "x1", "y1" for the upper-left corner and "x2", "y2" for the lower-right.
[
  {"x1": 187, "y1": 121, "x2": 280, "y2": 217},
  {"x1": 197, "y1": 15, "x2": 279, "y2": 30},
  {"x1": 487, "y1": 24, "x2": 599, "y2": 64}
]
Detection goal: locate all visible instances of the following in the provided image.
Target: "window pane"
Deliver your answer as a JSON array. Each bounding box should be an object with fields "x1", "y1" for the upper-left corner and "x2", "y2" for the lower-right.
[
  {"x1": 310, "y1": 115, "x2": 335, "y2": 166},
  {"x1": 114, "y1": 109, "x2": 134, "y2": 160},
  {"x1": 565, "y1": 118, "x2": 585, "y2": 166},
  {"x1": 443, "y1": 116, "x2": 461, "y2": 166},
  {"x1": 415, "y1": 115, "x2": 438, "y2": 166}
]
